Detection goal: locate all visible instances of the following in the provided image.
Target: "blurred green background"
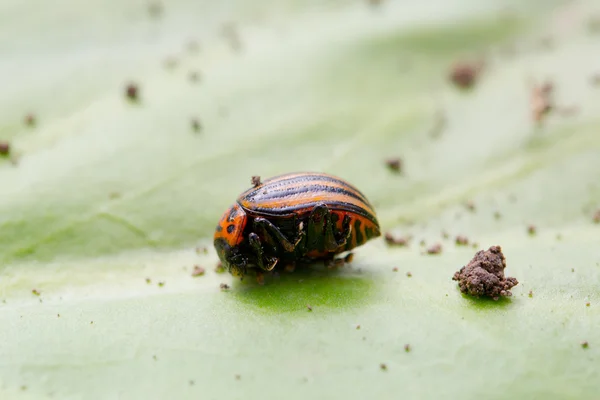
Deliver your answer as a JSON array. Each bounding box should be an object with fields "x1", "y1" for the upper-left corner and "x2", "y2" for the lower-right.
[{"x1": 1, "y1": 0, "x2": 599, "y2": 398}]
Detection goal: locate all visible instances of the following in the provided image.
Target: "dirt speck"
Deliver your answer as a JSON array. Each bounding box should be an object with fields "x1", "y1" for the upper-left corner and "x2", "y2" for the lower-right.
[
  {"x1": 406, "y1": 272, "x2": 412, "y2": 277},
  {"x1": 215, "y1": 262, "x2": 225, "y2": 273},
  {"x1": 108, "y1": 192, "x2": 121, "y2": 199},
  {"x1": 530, "y1": 80, "x2": 553, "y2": 124},
  {"x1": 158, "y1": 281, "x2": 165, "y2": 287},
  {"x1": 494, "y1": 211, "x2": 502, "y2": 220},
  {"x1": 449, "y1": 60, "x2": 484, "y2": 89},
  {"x1": 31, "y1": 289, "x2": 40, "y2": 296},
  {"x1": 145, "y1": 277, "x2": 151, "y2": 284},
  {"x1": 465, "y1": 200, "x2": 476, "y2": 212},
  {"x1": 455, "y1": 235, "x2": 469, "y2": 246},
  {"x1": 356, "y1": 324, "x2": 361, "y2": 330},
  {"x1": 251, "y1": 176, "x2": 261, "y2": 187},
  {"x1": 581, "y1": 341, "x2": 589, "y2": 349},
  {"x1": 528, "y1": 290, "x2": 533, "y2": 298},
  {"x1": 404, "y1": 344, "x2": 411, "y2": 352},
  {"x1": 384, "y1": 232, "x2": 410, "y2": 247},
  {"x1": 189, "y1": 380, "x2": 195, "y2": 386},
  {"x1": 392, "y1": 267, "x2": 399, "y2": 272},
  {"x1": 385, "y1": 158, "x2": 402, "y2": 173},
  {"x1": 220, "y1": 283, "x2": 230, "y2": 291},
  {"x1": 591, "y1": 73, "x2": 600, "y2": 86},
  {"x1": 188, "y1": 71, "x2": 201, "y2": 83},
  {"x1": 195, "y1": 246, "x2": 208, "y2": 255},
  {"x1": 452, "y1": 245, "x2": 518, "y2": 300},
  {"x1": 306, "y1": 304, "x2": 313, "y2": 312},
  {"x1": 147, "y1": 1, "x2": 163, "y2": 18},
  {"x1": 190, "y1": 118, "x2": 202, "y2": 133},
  {"x1": 527, "y1": 225, "x2": 537, "y2": 236},
  {"x1": 379, "y1": 363, "x2": 387, "y2": 371},
  {"x1": 191, "y1": 265, "x2": 205, "y2": 277},
  {"x1": 0, "y1": 141, "x2": 10, "y2": 156},
  {"x1": 593, "y1": 209, "x2": 600, "y2": 224},
  {"x1": 426, "y1": 243, "x2": 442, "y2": 255},
  {"x1": 586, "y1": 302, "x2": 590, "y2": 307},
  {"x1": 24, "y1": 113, "x2": 36, "y2": 127},
  {"x1": 441, "y1": 230, "x2": 450, "y2": 239},
  {"x1": 125, "y1": 83, "x2": 140, "y2": 102},
  {"x1": 235, "y1": 374, "x2": 241, "y2": 380}
]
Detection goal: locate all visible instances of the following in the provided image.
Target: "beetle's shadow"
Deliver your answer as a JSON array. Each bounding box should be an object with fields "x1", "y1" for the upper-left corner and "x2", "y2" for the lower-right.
[{"x1": 230, "y1": 264, "x2": 375, "y2": 313}]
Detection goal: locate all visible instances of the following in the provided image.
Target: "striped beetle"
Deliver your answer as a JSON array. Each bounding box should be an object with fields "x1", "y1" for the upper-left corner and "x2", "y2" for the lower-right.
[{"x1": 213, "y1": 172, "x2": 380, "y2": 282}]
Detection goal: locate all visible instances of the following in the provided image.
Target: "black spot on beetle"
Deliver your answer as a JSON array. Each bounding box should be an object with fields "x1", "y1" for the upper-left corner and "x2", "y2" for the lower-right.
[
  {"x1": 227, "y1": 224, "x2": 235, "y2": 234},
  {"x1": 216, "y1": 224, "x2": 223, "y2": 232}
]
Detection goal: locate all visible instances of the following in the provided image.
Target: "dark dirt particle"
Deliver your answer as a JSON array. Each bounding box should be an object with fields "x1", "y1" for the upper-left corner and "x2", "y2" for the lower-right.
[
  {"x1": 581, "y1": 341, "x2": 589, "y2": 349},
  {"x1": 235, "y1": 374, "x2": 241, "y2": 380},
  {"x1": 158, "y1": 281, "x2": 165, "y2": 287},
  {"x1": 449, "y1": 60, "x2": 484, "y2": 89},
  {"x1": 195, "y1": 246, "x2": 208, "y2": 255},
  {"x1": 191, "y1": 265, "x2": 205, "y2": 277},
  {"x1": 189, "y1": 380, "x2": 195, "y2": 386},
  {"x1": 527, "y1": 225, "x2": 537, "y2": 236},
  {"x1": 125, "y1": 83, "x2": 140, "y2": 102},
  {"x1": 153, "y1": 355, "x2": 157, "y2": 360},
  {"x1": 379, "y1": 363, "x2": 387, "y2": 371},
  {"x1": 593, "y1": 209, "x2": 600, "y2": 224},
  {"x1": 219, "y1": 283, "x2": 230, "y2": 291},
  {"x1": 455, "y1": 235, "x2": 469, "y2": 246},
  {"x1": 21, "y1": 386, "x2": 27, "y2": 391},
  {"x1": 530, "y1": 80, "x2": 554, "y2": 123},
  {"x1": 406, "y1": 272, "x2": 412, "y2": 277},
  {"x1": 251, "y1": 176, "x2": 261, "y2": 187},
  {"x1": 385, "y1": 158, "x2": 402, "y2": 173},
  {"x1": 356, "y1": 324, "x2": 361, "y2": 330},
  {"x1": 0, "y1": 141, "x2": 10, "y2": 156},
  {"x1": 108, "y1": 192, "x2": 121, "y2": 199},
  {"x1": 426, "y1": 243, "x2": 442, "y2": 255},
  {"x1": 586, "y1": 302, "x2": 590, "y2": 307},
  {"x1": 392, "y1": 267, "x2": 398, "y2": 272},
  {"x1": 24, "y1": 113, "x2": 36, "y2": 127},
  {"x1": 528, "y1": 290, "x2": 533, "y2": 298},
  {"x1": 494, "y1": 211, "x2": 502, "y2": 220},
  {"x1": 591, "y1": 73, "x2": 600, "y2": 86},
  {"x1": 465, "y1": 200, "x2": 476, "y2": 212},
  {"x1": 221, "y1": 22, "x2": 243, "y2": 52},
  {"x1": 57, "y1": 314, "x2": 60, "y2": 317},
  {"x1": 384, "y1": 232, "x2": 410, "y2": 247},
  {"x1": 571, "y1": 268, "x2": 575, "y2": 273},
  {"x1": 90, "y1": 321, "x2": 94, "y2": 324},
  {"x1": 147, "y1": 1, "x2": 163, "y2": 18},
  {"x1": 452, "y1": 245, "x2": 518, "y2": 300},
  {"x1": 188, "y1": 71, "x2": 201, "y2": 83},
  {"x1": 404, "y1": 344, "x2": 411, "y2": 352},
  {"x1": 306, "y1": 304, "x2": 312, "y2": 312},
  {"x1": 441, "y1": 230, "x2": 450, "y2": 239},
  {"x1": 145, "y1": 278, "x2": 151, "y2": 284},
  {"x1": 191, "y1": 118, "x2": 202, "y2": 133},
  {"x1": 215, "y1": 262, "x2": 225, "y2": 273},
  {"x1": 32, "y1": 289, "x2": 40, "y2": 296}
]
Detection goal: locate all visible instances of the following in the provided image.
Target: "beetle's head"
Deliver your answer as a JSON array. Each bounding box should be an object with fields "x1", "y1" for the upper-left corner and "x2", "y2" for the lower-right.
[{"x1": 214, "y1": 203, "x2": 248, "y2": 277}]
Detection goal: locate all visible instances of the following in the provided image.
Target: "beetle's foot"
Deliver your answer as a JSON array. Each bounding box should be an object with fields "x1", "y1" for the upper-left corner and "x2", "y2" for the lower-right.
[
  {"x1": 325, "y1": 258, "x2": 345, "y2": 269},
  {"x1": 264, "y1": 256, "x2": 278, "y2": 271},
  {"x1": 336, "y1": 215, "x2": 352, "y2": 247},
  {"x1": 344, "y1": 252, "x2": 354, "y2": 263}
]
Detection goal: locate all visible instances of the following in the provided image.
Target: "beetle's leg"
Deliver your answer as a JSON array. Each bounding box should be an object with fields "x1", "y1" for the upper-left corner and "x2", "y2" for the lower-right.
[
  {"x1": 248, "y1": 232, "x2": 278, "y2": 271},
  {"x1": 306, "y1": 204, "x2": 328, "y2": 252},
  {"x1": 253, "y1": 217, "x2": 302, "y2": 253},
  {"x1": 323, "y1": 212, "x2": 352, "y2": 251}
]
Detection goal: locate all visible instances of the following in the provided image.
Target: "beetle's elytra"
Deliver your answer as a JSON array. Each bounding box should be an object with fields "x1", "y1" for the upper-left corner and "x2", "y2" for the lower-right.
[{"x1": 213, "y1": 172, "x2": 381, "y2": 281}]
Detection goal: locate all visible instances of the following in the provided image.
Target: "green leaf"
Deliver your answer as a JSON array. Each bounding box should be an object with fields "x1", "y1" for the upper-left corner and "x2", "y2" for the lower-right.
[{"x1": 1, "y1": 0, "x2": 599, "y2": 398}]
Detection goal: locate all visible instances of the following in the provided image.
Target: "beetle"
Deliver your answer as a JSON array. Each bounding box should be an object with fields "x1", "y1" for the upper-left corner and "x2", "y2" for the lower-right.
[{"x1": 213, "y1": 172, "x2": 381, "y2": 282}]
